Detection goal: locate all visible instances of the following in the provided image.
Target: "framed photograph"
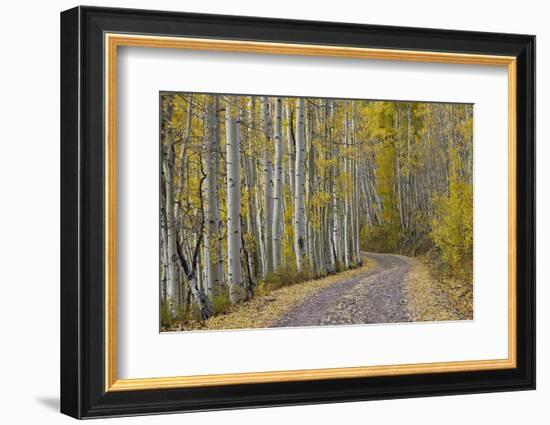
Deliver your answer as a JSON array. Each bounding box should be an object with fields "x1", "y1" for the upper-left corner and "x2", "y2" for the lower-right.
[{"x1": 60, "y1": 6, "x2": 535, "y2": 419}]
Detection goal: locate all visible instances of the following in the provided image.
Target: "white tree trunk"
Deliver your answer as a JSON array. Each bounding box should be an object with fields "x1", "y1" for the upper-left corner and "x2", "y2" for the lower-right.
[
  {"x1": 174, "y1": 97, "x2": 193, "y2": 223},
  {"x1": 272, "y1": 98, "x2": 283, "y2": 270},
  {"x1": 163, "y1": 135, "x2": 180, "y2": 315},
  {"x1": 331, "y1": 182, "x2": 340, "y2": 268},
  {"x1": 343, "y1": 111, "x2": 350, "y2": 268},
  {"x1": 160, "y1": 211, "x2": 168, "y2": 304},
  {"x1": 294, "y1": 98, "x2": 306, "y2": 271},
  {"x1": 285, "y1": 102, "x2": 295, "y2": 200},
  {"x1": 261, "y1": 97, "x2": 274, "y2": 274},
  {"x1": 352, "y1": 102, "x2": 361, "y2": 264},
  {"x1": 204, "y1": 97, "x2": 222, "y2": 298},
  {"x1": 305, "y1": 104, "x2": 315, "y2": 270},
  {"x1": 226, "y1": 97, "x2": 242, "y2": 304},
  {"x1": 245, "y1": 97, "x2": 262, "y2": 279}
]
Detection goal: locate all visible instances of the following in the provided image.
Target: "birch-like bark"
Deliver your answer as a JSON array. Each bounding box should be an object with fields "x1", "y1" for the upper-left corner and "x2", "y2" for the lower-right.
[
  {"x1": 160, "y1": 208, "x2": 168, "y2": 304},
  {"x1": 395, "y1": 108, "x2": 405, "y2": 232},
  {"x1": 352, "y1": 102, "x2": 361, "y2": 264},
  {"x1": 261, "y1": 97, "x2": 274, "y2": 274},
  {"x1": 343, "y1": 110, "x2": 350, "y2": 268},
  {"x1": 321, "y1": 100, "x2": 335, "y2": 273},
  {"x1": 174, "y1": 97, "x2": 193, "y2": 223},
  {"x1": 163, "y1": 134, "x2": 180, "y2": 316},
  {"x1": 406, "y1": 104, "x2": 413, "y2": 230},
  {"x1": 255, "y1": 174, "x2": 266, "y2": 275},
  {"x1": 175, "y1": 233, "x2": 213, "y2": 321},
  {"x1": 330, "y1": 103, "x2": 340, "y2": 268},
  {"x1": 245, "y1": 97, "x2": 262, "y2": 279},
  {"x1": 305, "y1": 104, "x2": 315, "y2": 270},
  {"x1": 294, "y1": 98, "x2": 306, "y2": 271},
  {"x1": 285, "y1": 101, "x2": 296, "y2": 200},
  {"x1": 226, "y1": 97, "x2": 242, "y2": 304},
  {"x1": 204, "y1": 97, "x2": 222, "y2": 298},
  {"x1": 332, "y1": 175, "x2": 340, "y2": 266},
  {"x1": 272, "y1": 98, "x2": 283, "y2": 270}
]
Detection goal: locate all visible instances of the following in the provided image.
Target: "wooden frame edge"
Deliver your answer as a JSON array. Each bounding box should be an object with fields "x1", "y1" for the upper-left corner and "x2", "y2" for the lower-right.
[
  {"x1": 105, "y1": 32, "x2": 118, "y2": 391},
  {"x1": 107, "y1": 358, "x2": 516, "y2": 391},
  {"x1": 507, "y1": 59, "x2": 518, "y2": 369},
  {"x1": 104, "y1": 33, "x2": 518, "y2": 392}
]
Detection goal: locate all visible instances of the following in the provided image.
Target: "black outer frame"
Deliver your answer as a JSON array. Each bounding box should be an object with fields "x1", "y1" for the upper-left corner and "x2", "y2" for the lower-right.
[{"x1": 60, "y1": 5, "x2": 535, "y2": 419}]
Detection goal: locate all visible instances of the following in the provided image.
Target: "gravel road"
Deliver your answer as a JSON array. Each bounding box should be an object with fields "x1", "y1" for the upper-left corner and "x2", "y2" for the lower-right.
[{"x1": 274, "y1": 253, "x2": 412, "y2": 327}]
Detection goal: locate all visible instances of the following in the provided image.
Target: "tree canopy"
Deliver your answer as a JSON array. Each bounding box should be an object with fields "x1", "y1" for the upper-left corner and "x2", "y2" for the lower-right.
[{"x1": 159, "y1": 93, "x2": 473, "y2": 328}]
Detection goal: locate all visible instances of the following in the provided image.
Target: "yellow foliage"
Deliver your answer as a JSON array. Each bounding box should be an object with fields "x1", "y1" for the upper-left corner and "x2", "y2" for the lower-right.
[
  {"x1": 430, "y1": 179, "x2": 473, "y2": 282},
  {"x1": 179, "y1": 261, "x2": 371, "y2": 331},
  {"x1": 405, "y1": 256, "x2": 472, "y2": 321}
]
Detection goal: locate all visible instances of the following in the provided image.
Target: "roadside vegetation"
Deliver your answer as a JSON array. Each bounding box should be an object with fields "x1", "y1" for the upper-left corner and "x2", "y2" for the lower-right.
[{"x1": 160, "y1": 93, "x2": 473, "y2": 330}]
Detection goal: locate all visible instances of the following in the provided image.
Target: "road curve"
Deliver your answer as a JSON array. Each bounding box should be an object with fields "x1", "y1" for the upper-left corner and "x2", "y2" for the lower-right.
[{"x1": 274, "y1": 253, "x2": 412, "y2": 327}]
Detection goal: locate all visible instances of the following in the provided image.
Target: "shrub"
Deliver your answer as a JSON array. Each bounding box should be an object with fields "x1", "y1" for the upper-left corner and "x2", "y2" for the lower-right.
[
  {"x1": 430, "y1": 179, "x2": 473, "y2": 283},
  {"x1": 260, "y1": 264, "x2": 311, "y2": 292},
  {"x1": 211, "y1": 292, "x2": 232, "y2": 315},
  {"x1": 160, "y1": 299, "x2": 204, "y2": 328},
  {"x1": 360, "y1": 222, "x2": 400, "y2": 253},
  {"x1": 160, "y1": 301, "x2": 173, "y2": 328}
]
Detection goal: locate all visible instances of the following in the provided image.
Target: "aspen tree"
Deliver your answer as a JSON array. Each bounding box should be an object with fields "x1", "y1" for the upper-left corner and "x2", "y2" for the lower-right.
[
  {"x1": 294, "y1": 98, "x2": 306, "y2": 271},
  {"x1": 163, "y1": 129, "x2": 180, "y2": 316},
  {"x1": 226, "y1": 97, "x2": 243, "y2": 304},
  {"x1": 204, "y1": 97, "x2": 222, "y2": 298},
  {"x1": 272, "y1": 98, "x2": 283, "y2": 270},
  {"x1": 261, "y1": 97, "x2": 274, "y2": 274}
]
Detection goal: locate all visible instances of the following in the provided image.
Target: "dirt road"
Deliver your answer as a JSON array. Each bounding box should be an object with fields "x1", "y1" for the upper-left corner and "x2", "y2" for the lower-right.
[{"x1": 275, "y1": 253, "x2": 412, "y2": 327}]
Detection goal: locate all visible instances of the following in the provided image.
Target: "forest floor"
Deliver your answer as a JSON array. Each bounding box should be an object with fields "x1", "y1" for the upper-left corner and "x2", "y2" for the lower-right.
[
  {"x1": 180, "y1": 259, "x2": 374, "y2": 331},
  {"x1": 176, "y1": 252, "x2": 471, "y2": 331},
  {"x1": 404, "y1": 256, "x2": 473, "y2": 321}
]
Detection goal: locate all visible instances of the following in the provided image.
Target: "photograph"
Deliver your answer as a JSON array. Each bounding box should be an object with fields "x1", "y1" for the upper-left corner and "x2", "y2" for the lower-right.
[
  {"x1": 57, "y1": 5, "x2": 535, "y2": 419},
  {"x1": 159, "y1": 93, "x2": 474, "y2": 331}
]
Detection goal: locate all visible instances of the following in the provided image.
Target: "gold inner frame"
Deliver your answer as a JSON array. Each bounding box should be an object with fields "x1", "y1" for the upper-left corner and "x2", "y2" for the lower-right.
[{"x1": 104, "y1": 33, "x2": 517, "y2": 392}]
